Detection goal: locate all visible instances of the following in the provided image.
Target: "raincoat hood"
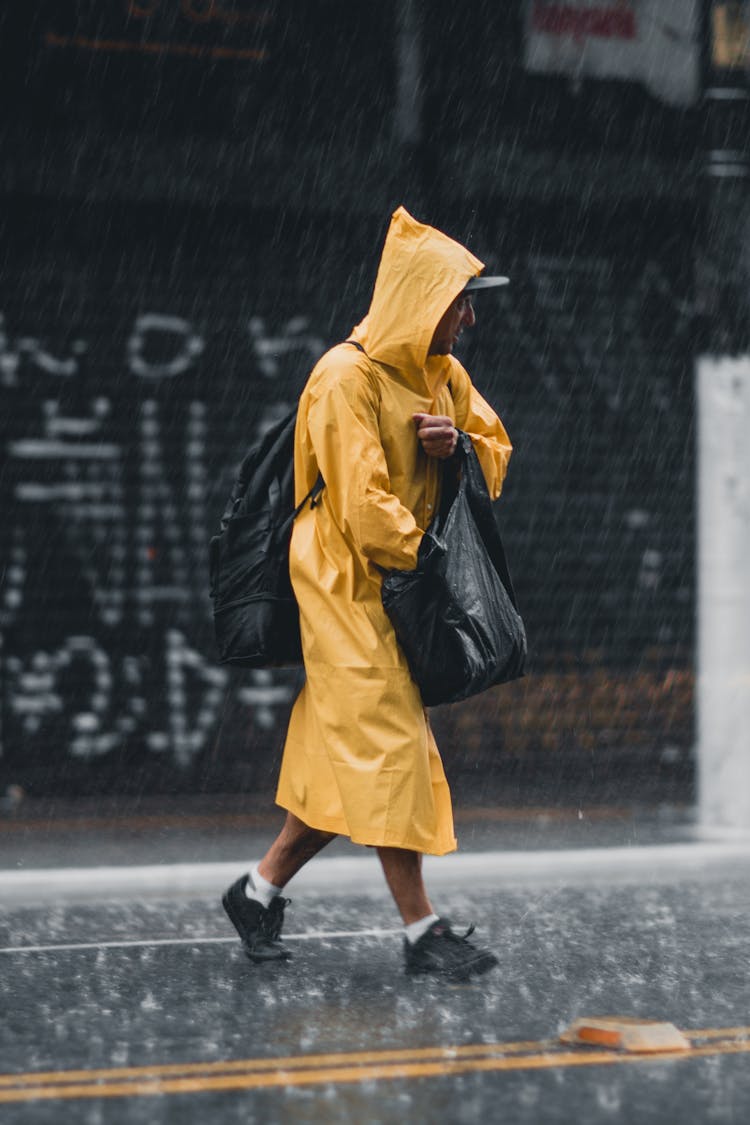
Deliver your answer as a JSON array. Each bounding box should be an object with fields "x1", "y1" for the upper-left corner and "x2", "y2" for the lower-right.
[{"x1": 351, "y1": 206, "x2": 484, "y2": 375}]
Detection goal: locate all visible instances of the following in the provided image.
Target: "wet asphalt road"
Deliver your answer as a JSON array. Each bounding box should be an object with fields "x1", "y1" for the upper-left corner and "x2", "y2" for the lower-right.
[{"x1": 2, "y1": 853, "x2": 750, "y2": 1124}]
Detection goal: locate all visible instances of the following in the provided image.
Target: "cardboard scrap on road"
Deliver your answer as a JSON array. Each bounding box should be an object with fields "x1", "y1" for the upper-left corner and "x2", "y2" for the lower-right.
[{"x1": 560, "y1": 1017, "x2": 690, "y2": 1053}]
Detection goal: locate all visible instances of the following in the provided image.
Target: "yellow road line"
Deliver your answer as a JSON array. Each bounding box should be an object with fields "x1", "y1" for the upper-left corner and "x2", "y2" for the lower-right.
[
  {"x1": 0, "y1": 1040, "x2": 555, "y2": 1088},
  {"x1": 684, "y1": 1026, "x2": 750, "y2": 1040},
  {"x1": 1, "y1": 1031, "x2": 748, "y2": 1104}
]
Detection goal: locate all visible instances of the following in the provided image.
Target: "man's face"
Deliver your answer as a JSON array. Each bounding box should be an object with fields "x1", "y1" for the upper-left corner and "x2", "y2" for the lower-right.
[{"x1": 428, "y1": 293, "x2": 476, "y2": 356}]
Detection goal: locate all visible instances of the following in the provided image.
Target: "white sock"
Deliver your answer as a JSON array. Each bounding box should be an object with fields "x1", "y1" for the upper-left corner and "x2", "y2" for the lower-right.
[
  {"x1": 244, "y1": 864, "x2": 282, "y2": 909},
  {"x1": 405, "y1": 913, "x2": 440, "y2": 945}
]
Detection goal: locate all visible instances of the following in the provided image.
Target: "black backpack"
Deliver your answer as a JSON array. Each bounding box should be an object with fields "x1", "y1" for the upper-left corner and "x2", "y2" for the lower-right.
[
  {"x1": 209, "y1": 407, "x2": 323, "y2": 668},
  {"x1": 210, "y1": 341, "x2": 368, "y2": 668}
]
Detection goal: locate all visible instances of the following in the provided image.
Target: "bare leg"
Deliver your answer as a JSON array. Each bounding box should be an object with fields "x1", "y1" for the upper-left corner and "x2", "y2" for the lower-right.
[
  {"x1": 257, "y1": 811, "x2": 337, "y2": 888},
  {"x1": 377, "y1": 846, "x2": 434, "y2": 924}
]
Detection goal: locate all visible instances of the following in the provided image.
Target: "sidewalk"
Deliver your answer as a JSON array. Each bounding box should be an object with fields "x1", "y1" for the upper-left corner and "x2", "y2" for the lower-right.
[
  {"x1": 3, "y1": 794, "x2": 749, "y2": 904},
  {"x1": 0, "y1": 793, "x2": 696, "y2": 871}
]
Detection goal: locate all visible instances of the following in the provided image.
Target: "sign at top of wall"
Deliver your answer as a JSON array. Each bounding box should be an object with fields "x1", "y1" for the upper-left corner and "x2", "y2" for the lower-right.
[
  {"x1": 524, "y1": 0, "x2": 700, "y2": 107},
  {"x1": 712, "y1": 2, "x2": 750, "y2": 70}
]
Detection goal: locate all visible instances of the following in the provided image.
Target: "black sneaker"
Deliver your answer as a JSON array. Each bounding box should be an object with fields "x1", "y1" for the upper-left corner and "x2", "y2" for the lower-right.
[
  {"x1": 404, "y1": 918, "x2": 498, "y2": 982},
  {"x1": 222, "y1": 875, "x2": 292, "y2": 963}
]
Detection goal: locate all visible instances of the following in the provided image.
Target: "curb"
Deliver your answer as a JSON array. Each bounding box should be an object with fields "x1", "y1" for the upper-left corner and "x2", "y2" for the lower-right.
[{"x1": 2, "y1": 841, "x2": 750, "y2": 903}]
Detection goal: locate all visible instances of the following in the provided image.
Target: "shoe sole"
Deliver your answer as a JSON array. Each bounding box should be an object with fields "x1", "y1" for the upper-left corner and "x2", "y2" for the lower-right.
[
  {"x1": 221, "y1": 891, "x2": 292, "y2": 963},
  {"x1": 406, "y1": 952, "x2": 499, "y2": 982}
]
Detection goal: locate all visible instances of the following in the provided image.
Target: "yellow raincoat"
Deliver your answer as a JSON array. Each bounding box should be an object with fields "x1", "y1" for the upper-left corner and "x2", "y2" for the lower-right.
[{"x1": 276, "y1": 207, "x2": 512, "y2": 855}]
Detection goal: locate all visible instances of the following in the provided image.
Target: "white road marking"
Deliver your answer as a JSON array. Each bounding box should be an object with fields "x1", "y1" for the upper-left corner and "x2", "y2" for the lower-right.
[{"x1": 0, "y1": 928, "x2": 402, "y2": 956}]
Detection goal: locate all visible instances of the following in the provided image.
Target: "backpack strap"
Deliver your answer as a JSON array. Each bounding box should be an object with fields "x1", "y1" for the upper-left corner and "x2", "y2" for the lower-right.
[
  {"x1": 296, "y1": 475, "x2": 324, "y2": 515},
  {"x1": 297, "y1": 340, "x2": 369, "y2": 517}
]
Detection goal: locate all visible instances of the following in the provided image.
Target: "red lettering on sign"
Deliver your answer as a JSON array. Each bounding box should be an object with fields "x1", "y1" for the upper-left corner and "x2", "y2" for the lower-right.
[{"x1": 532, "y1": 2, "x2": 637, "y2": 42}]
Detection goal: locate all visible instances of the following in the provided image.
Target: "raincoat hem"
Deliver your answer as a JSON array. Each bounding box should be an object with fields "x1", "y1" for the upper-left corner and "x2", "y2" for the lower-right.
[{"x1": 274, "y1": 799, "x2": 458, "y2": 857}]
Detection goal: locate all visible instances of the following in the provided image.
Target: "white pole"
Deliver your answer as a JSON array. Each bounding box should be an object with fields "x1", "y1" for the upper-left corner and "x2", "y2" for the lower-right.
[{"x1": 697, "y1": 355, "x2": 750, "y2": 834}]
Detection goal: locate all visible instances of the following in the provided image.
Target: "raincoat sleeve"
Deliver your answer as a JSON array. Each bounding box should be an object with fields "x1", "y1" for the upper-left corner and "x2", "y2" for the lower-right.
[
  {"x1": 306, "y1": 368, "x2": 423, "y2": 570},
  {"x1": 450, "y1": 361, "x2": 512, "y2": 500}
]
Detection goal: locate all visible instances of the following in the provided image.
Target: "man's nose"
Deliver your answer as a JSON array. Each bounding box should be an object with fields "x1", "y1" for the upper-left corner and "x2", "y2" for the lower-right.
[{"x1": 462, "y1": 302, "x2": 476, "y2": 328}]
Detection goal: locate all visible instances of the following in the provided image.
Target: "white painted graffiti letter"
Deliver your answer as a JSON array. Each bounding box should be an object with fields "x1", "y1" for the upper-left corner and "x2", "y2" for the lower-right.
[
  {"x1": 247, "y1": 316, "x2": 325, "y2": 378},
  {"x1": 0, "y1": 312, "x2": 88, "y2": 385},
  {"x1": 6, "y1": 636, "x2": 114, "y2": 757},
  {"x1": 155, "y1": 629, "x2": 228, "y2": 767},
  {"x1": 128, "y1": 313, "x2": 205, "y2": 378}
]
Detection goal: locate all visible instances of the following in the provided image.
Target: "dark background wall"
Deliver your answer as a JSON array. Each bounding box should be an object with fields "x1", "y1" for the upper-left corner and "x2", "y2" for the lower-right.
[{"x1": 0, "y1": 2, "x2": 703, "y2": 804}]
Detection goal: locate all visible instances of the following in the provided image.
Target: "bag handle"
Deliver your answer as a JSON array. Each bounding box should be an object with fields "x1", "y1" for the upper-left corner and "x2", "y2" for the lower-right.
[{"x1": 454, "y1": 431, "x2": 520, "y2": 611}]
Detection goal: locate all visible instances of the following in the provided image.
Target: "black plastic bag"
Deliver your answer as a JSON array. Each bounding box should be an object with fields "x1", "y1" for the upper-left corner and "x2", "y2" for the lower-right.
[{"x1": 381, "y1": 432, "x2": 526, "y2": 706}]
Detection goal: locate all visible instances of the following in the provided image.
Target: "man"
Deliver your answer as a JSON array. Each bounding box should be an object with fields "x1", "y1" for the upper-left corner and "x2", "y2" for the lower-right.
[{"x1": 223, "y1": 206, "x2": 512, "y2": 981}]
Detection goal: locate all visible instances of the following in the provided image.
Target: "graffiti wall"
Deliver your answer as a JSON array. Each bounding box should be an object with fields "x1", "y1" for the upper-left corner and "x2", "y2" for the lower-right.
[
  {"x1": 0, "y1": 204, "x2": 357, "y2": 794},
  {"x1": 0, "y1": 200, "x2": 696, "y2": 798}
]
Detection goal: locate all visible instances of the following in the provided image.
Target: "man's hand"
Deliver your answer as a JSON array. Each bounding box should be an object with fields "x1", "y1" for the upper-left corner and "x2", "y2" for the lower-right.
[{"x1": 413, "y1": 413, "x2": 458, "y2": 460}]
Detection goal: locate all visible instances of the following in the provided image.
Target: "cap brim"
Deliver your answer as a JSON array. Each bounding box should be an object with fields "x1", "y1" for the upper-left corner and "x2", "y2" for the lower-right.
[{"x1": 464, "y1": 275, "x2": 510, "y2": 291}]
